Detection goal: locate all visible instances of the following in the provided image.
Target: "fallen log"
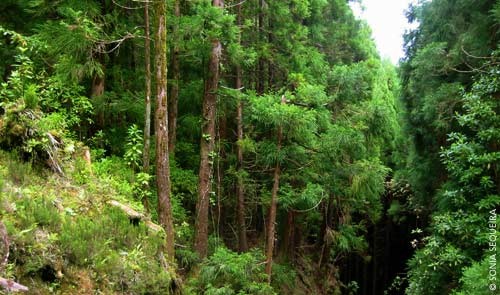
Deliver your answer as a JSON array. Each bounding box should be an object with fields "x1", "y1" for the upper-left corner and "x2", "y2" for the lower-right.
[
  {"x1": 107, "y1": 200, "x2": 163, "y2": 232},
  {"x1": 0, "y1": 277, "x2": 28, "y2": 292}
]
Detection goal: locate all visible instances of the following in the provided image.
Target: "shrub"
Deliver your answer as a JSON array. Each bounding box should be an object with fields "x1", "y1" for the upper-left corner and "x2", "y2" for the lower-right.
[
  {"x1": 186, "y1": 247, "x2": 277, "y2": 295},
  {"x1": 59, "y1": 207, "x2": 172, "y2": 294}
]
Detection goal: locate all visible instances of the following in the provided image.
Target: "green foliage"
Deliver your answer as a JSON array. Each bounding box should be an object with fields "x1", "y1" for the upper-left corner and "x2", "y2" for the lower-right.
[
  {"x1": 270, "y1": 262, "x2": 297, "y2": 291},
  {"x1": 124, "y1": 124, "x2": 144, "y2": 171},
  {"x1": 452, "y1": 257, "x2": 497, "y2": 295},
  {"x1": 348, "y1": 159, "x2": 390, "y2": 221},
  {"x1": 399, "y1": 0, "x2": 499, "y2": 208},
  {"x1": 328, "y1": 224, "x2": 368, "y2": 256},
  {"x1": 186, "y1": 247, "x2": 277, "y2": 295},
  {"x1": 132, "y1": 172, "x2": 152, "y2": 205},
  {"x1": 406, "y1": 62, "x2": 500, "y2": 294},
  {"x1": 0, "y1": 0, "x2": 409, "y2": 293}
]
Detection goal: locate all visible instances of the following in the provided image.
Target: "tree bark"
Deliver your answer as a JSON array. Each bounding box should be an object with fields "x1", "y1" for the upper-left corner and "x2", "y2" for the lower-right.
[
  {"x1": 256, "y1": 0, "x2": 266, "y2": 95},
  {"x1": 154, "y1": 0, "x2": 175, "y2": 260},
  {"x1": 194, "y1": 0, "x2": 224, "y2": 259},
  {"x1": 215, "y1": 114, "x2": 226, "y2": 237},
  {"x1": 91, "y1": 73, "x2": 105, "y2": 98},
  {"x1": 168, "y1": 0, "x2": 181, "y2": 154},
  {"x1": 236, "y1": 0, "x2": 248, "y2": 253},
  {"x1": 91, "y1": 57, "x2": 105, "y2": 127},
  {"x1": 281, "y1": 210, "x2": 295, "y2": 260},
  {"x1": 142, "y1": 1, "x2": 152, "y2": 212},
  {"x1": 0, "y1": 221, "x2": 9, "y2": 274},
  {"x1": 265, "y1": 96, "x2": 285, "y2": 283}
]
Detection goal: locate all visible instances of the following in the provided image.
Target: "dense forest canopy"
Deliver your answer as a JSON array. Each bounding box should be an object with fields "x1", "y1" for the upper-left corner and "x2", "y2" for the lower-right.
[{"x1": 0, "y1": 0, "x2": 498, "y2": 294}]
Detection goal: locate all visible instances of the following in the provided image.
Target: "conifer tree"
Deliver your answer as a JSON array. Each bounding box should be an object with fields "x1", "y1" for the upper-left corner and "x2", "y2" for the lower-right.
[
  {"x1": 142, "y1": 0, "x2": 152, "y2": 212},
  {"x1": 195, "y1": 0, "x2": 224, "y2": 259},
  {"x1": 154, "y1": 0, "x2": 175, "y2": 260}
]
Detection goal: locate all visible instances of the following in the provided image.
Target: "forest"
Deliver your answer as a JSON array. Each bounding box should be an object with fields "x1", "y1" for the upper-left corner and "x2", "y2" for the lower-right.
[{"x1": 0, "y1": 0, "x2": 498, "y2": 294}]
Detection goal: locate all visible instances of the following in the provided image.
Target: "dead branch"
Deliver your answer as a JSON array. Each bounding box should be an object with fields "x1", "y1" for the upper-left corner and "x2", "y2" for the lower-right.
[
  {"x1": 112, "y1": 0, "x2": 144, "y2": 10},
  {"x1": 107, "y1": 200, "x2": 163, "y2": 232},
  {"x1": 95, "y1": 33, "x2": 135, "y2": 54},
  {"x1": 0, "y1": 278, "x2": 28, "y2": 292},
  {"x1": 46, "y1": 132, "x2": 64, "y2": 175}
]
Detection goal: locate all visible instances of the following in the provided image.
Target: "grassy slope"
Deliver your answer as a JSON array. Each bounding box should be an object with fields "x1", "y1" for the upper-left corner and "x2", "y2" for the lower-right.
[{"x1": 0, "y1": 151, "x2": 173, "y2": 295}]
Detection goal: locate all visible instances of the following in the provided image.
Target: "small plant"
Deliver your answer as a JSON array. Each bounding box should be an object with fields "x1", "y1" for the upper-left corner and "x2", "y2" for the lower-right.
[
  {"x1": 124, "y1": 124, "x2": 143, "y2": 171},
  {"x1": 132, "y1": 172, "x2": 152, "y2": 204}
]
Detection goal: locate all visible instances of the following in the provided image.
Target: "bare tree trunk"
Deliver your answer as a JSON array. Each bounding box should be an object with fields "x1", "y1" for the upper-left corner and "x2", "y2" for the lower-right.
[
  {"x1": 142, "y1": 0, "x2": 152, "y2": 212},
  {"x1": 236, "y1": 92, "x2": 248, "y2": 252},
  {"x1": 265, "y1": 96, "x2": 285, "y2": 283},
  {"x1": 154, "y1": 0, "x2": 175, "y2": 260},
  {"x1": 215, "y1": 114, "x2": 226, "y2": 237},
  {"x1": 236, "y1": 0, "x2": 248, "y2": 253},
  {"x1": 281, "y1": 210, "x2": 295, "y2": 260},
  {"x1": 92, "y1": 0, "x2": 106, "y2": 102},
  {"x1": 195, "y1": 0, "x2": 224, "y2": 259},
  {"x1": 256, "y1": 0, "x2": 266, "y2": 95},
  {"x1": 265, "y1": 148, "x2": 281, "y2": 283},
  {"x1": 91, "y1": 58, "x2": 105, "y2": 127},
  {"x1": 168, "y1": 0, "x2": 181, "y2": 154}
]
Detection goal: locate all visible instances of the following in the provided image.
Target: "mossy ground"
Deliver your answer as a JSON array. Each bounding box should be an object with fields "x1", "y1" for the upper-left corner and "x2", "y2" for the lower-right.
[{"x1": 0, "y1": 151, "x2": 174, "y2": 294}]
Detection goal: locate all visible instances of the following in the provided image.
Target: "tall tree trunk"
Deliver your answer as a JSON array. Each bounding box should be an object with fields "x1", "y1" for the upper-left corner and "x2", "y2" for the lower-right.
[
  {"x1": 154, "y1": 0, "x2": 175, "y2": 260},
  {"x1": 235, "y1": 0, "x2": 248, "y2": 253},
  {"x1": 142, "y1": 1, "x2": 152, "y2": 212},
  {"x1": 215, "y1": 114, "x2": 226, "y2": 237},
  {"x1": 195, "y1": 0, "x2": 224, "y2": 259},
  {"x1": 256, "y1": 0, "x2": 266, "y2": 94},
  {"x1": 265, "y1": 96, "x2": 285, "y2": 282},
  {"x1": 267, "y1": 6, "x2": 273, "y2": 90},
  {"x1": 168, "y1": 0, "x2": 181, "y2": 154},
  {"x1": 92, "y1": 2, "x2": 107, "y2": 127}
]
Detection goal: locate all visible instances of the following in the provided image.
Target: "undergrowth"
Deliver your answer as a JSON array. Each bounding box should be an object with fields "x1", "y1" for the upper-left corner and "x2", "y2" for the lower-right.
[{"x1": 0, "y1": 151, "x2": 174, "y2": 294}]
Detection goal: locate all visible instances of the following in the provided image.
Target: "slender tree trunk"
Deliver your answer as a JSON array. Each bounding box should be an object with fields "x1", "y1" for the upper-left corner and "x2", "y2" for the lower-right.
[
  {"x1": 142, "y1": 1, "x2": 152, "y2": 212},
  {"x1": 216, "y1": 114, "x2": 226, "y2": 237},
  {"x1": 236, "y1": 0, "x2": 248, "y2": 253},
  {"x1": 281, "y1": 210, "x2": 295, "y2": 260},
  {"x1": 91, "y1": 77, "x2": 105, "y2": 126},
  {"x1": 318, "y1": 195, "x2": 334, "y2": 269},
  {"x1": 267, "y1": 9, "x2": 274, "y2": 90},
  {"x1": 195, "y1": 0, "x2": 224, "y2": 259},
  {"x1": 265, "y1": 148, "x2": 281, "y2": 283},
  {"x1": 236, "y1": 92, "x2": 248, "y2": 252},
  {"x1": 168, "y1": 0, "x2": 181, "y2": 154},
  {"x1": 92, "y1": 0, "x2": 105, "y2": 127},
  {"x1": 91, "y1": 55, "x2": 105, "y2": 127},
  {"x1": 154, "y1": 0, "x2": 175, "y2": 260},
  {"x1": 256, "y1": 0, "x2": 265, "y2": 94},
  {"x1": 265, "y1": 96, "x2": 285, "y2": 283}
]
